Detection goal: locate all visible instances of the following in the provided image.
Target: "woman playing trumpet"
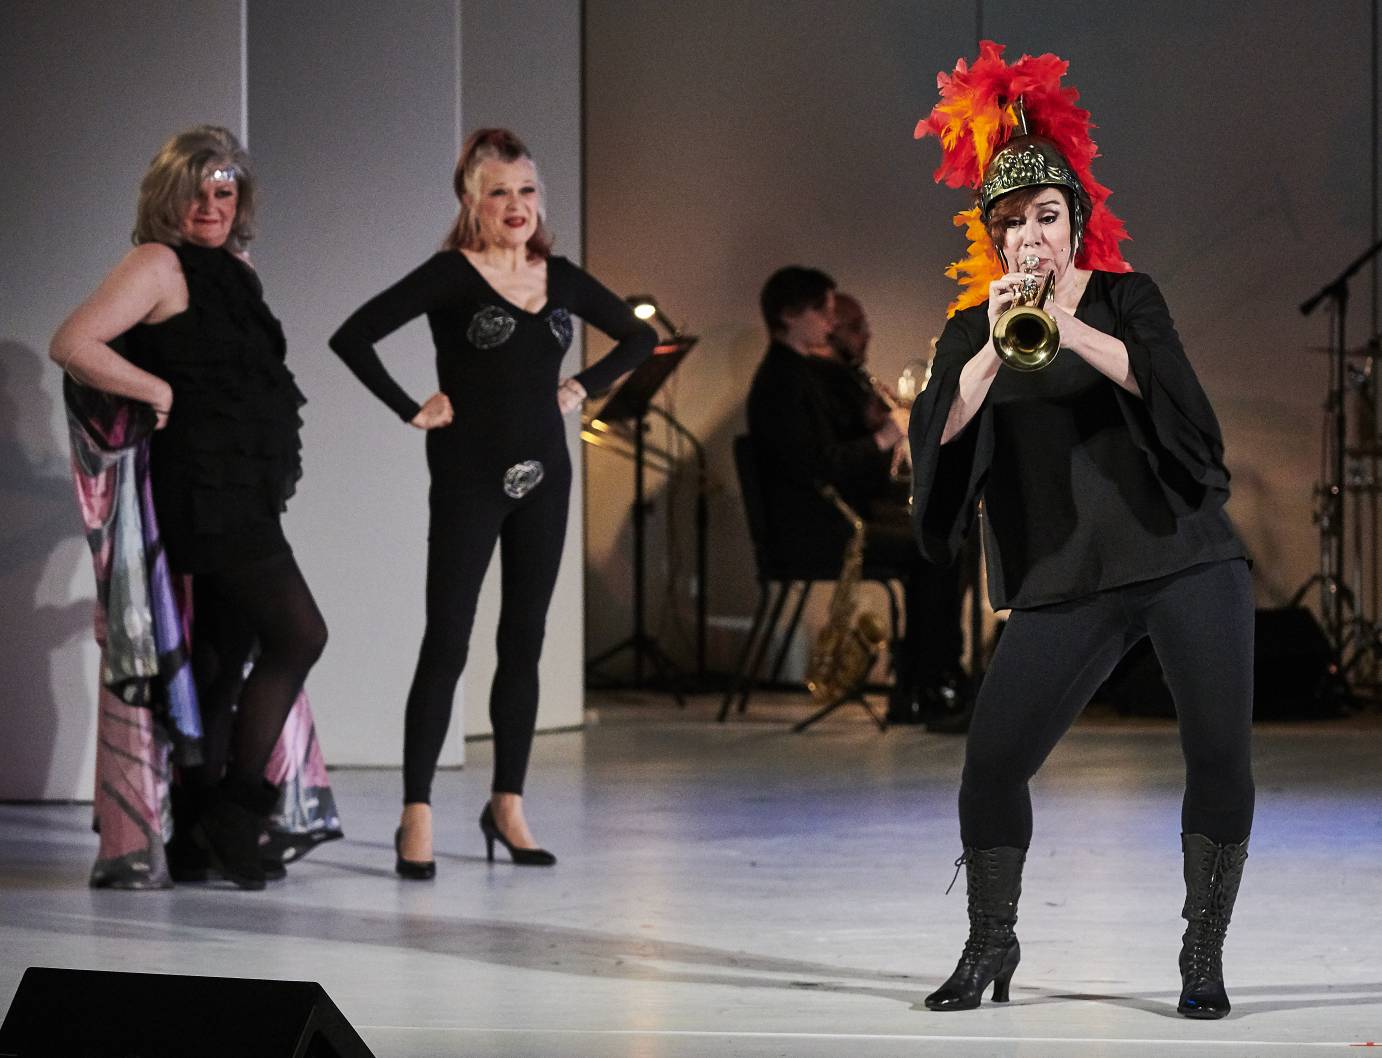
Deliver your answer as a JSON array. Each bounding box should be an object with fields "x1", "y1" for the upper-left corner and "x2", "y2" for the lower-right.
[{"x1": 910, "y1": 44, "x2": 1254, "y2": 1019}]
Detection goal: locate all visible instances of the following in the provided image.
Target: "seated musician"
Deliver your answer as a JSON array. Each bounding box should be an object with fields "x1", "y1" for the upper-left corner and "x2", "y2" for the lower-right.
[{"x1": 746, "y1": 268, "x2": 966, "y2": 725}]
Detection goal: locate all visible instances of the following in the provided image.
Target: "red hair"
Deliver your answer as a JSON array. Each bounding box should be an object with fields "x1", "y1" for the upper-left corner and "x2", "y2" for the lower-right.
[{"x1": 985, "y1": 185, "x2": 1072, "y2": 247}]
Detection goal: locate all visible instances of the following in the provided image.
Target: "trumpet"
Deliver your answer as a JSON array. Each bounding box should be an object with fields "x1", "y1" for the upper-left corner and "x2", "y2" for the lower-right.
[{"x1": 993, "y1": 254, "x2": 1060, "y2": 372}]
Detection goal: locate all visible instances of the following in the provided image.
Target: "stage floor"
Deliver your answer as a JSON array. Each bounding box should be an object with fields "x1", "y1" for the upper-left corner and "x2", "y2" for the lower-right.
[{"x1": 2, "y1": 695, "x2": 1380, "y2": 1057}]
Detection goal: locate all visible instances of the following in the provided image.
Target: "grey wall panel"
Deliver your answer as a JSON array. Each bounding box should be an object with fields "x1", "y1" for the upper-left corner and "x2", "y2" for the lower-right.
[
  {"x1": 246, "y1": 0, "x2": 465, "y2": 766},
  {"x1": 247, "y1": 0, "x2": 586, "y2": 766},
  {"x1": 459, "y1": 0, "x2": 587, "y2": 737},
  {"x1": 0, "y1": 0, "x2": 243, "y2": 799},
  {"x1": 1, "y1": 0, "x2": 585, "y2": 797}
]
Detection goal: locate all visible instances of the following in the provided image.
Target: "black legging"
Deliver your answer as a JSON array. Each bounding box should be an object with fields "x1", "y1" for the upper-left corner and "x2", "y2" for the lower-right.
[
  {"x1": 188, "y1": 551, "x2": 328, "y2": 787},
  {"x1": 960, "y1": 558, "x2": 1254, "y2": 849},
  {"x1": 402, "y1": 461, "x2": 571, "y2": 803}
]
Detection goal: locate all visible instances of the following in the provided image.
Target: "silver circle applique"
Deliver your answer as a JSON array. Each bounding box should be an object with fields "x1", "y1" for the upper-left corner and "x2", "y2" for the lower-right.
[
  {"x1": 467, "y1": 305, "x2": 517, "y2": 349},
  {"x1": 548, "y1": 308, "x2": 573, "y2": 350},
  {"x1": 503, "y1": 460, "x2": 545, "y2": 499}
]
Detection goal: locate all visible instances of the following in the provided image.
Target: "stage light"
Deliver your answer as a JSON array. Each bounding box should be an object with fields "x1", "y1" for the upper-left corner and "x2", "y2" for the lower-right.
[{"x1": 625, "y1": 294, "x2": 681, "y2": 338}]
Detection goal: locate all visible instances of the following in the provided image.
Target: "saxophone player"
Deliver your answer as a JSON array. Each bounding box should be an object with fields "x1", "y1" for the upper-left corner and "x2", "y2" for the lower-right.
[{"x1": 746, "y1": 269, "x2": 967, "y2": 726}]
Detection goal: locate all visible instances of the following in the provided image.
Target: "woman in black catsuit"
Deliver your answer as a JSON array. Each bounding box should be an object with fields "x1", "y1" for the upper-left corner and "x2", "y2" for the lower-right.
[
  {"x1": 51, "y1": 126, "x2": 327, "y2": 891},
  {"x1": 912, "y1": 51, "x2": 1254, "y2": 1020},
  {"x1": 331, "y1": 128, "x2": 655, "y2": 874}
]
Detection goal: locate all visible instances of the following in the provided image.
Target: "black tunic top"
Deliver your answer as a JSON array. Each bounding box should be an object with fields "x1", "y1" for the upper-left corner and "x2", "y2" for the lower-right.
[
  {"x1": 909, "y1": 270, "x2": 1245, "y2": 610},
  {"x1": 121, "y1": 243, "x2": 303, "y2": 573},
  {"x1": 746, "y1": 342, "x2": 894, "y2": 562},
  {"x1": 327, "y1": 252, "x2": 655, "y2": 495}
]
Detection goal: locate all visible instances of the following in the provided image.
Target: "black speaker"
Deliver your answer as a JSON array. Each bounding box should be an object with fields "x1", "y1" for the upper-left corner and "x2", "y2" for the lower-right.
[
  {"x1": 0, "y1": 967, "x2": 375, "y2": 1058},
  {"x1": 1097, "y1": 607, "x2": 1341, "y2": 720},
  {"x1": 1252, "y1": 606, "x2": 1341, "y2": 719}
]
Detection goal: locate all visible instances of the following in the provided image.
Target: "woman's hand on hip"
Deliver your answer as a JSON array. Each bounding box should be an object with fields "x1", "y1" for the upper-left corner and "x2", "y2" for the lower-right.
[
  {"x1": 410, "y1": 392, "x2": 454, "y2": 430},
  {"x1": 556, "y1": 377, "x2": 587, "y2": 414}
]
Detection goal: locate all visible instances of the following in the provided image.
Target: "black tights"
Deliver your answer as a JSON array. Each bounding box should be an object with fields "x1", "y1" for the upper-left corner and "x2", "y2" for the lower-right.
[
  {"x1": 188, "y1": 551, "x2": 328, "y2": 788},
  {"x1": 403, "y1": 468, "x2": 569, "y2": 804},
  {"x1": 959, "y1": 559, "x2": 1255, "y2": 849}
]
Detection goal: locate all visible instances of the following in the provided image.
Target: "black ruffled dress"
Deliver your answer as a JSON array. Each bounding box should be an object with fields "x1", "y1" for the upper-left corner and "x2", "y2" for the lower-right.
[{"x1": 121, "y1": 242, "x2": 304, "y2": 574}]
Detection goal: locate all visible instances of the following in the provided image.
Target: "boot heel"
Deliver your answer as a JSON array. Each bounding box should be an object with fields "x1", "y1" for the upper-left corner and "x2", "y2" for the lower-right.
[
  {"x1": 991, "y1": 963, "x2": 1015, "y2": 1002},
  {"x1": 991, "y1": 942, "x2": 1020, "y2": 1002}
]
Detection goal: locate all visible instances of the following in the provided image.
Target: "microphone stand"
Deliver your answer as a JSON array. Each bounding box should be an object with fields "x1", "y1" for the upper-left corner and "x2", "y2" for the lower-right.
[{"x1": 1297, "y1": 237, "x2": 1382, "y2": 688}]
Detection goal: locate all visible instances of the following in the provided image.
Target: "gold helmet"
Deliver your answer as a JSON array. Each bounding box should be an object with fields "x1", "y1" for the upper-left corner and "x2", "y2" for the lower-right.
[{"x1": 978, "y1": 102, "x2": 1093, "y2": 269}]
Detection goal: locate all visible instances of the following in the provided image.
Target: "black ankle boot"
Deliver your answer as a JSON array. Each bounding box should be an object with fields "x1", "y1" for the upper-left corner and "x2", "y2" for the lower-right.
[
  {"x1": 1178, "y1": 833, "x2": 1249, "y2": 1019},
  {"x1": 925, "y1": 846, "x2": 1025, "y2": 1011},
  {"x1": 194, "y1": 776, "x2": 279, "y2": 891},
  {"x1": 165, "y1": 783, "x2": 212, "y2": 883}
]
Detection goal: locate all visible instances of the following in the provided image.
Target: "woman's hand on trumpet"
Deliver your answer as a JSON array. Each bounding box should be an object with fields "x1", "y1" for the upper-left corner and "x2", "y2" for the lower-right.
[{"x1": 986, "y1": 271, "x2": 1041, "y2": 332}]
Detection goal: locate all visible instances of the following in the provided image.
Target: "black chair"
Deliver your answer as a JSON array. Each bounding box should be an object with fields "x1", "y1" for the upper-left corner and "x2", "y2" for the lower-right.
[{"x1": 718, "y1": 435, "x2": 906, "y2": 722}]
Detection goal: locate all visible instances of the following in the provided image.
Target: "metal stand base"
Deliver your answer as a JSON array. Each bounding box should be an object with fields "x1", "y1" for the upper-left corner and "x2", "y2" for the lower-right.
[
  {"x1": 587, "y1": 635, "x2": 687, "y2": 707},
  {"x1": 792, "y1": 687, "x2": 888, "y2": 733}
]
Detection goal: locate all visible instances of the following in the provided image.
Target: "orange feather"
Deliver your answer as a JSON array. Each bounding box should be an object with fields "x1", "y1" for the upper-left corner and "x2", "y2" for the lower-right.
[{"x1": 917, "y1": 41, "x2": 1131, "y2": 308}]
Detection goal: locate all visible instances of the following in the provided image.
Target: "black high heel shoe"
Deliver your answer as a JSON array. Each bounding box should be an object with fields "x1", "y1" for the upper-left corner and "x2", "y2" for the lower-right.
[
  {"x1": 394, "y1": 826, "x2": 436, "y2": 880},
  {"x1": 479, "y1": 803, "x2": 556, "y2": 866}
]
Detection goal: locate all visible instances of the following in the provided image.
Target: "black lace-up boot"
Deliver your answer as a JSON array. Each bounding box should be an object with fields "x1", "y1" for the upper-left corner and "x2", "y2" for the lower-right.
[
  {"x1": 1177, "y1": 832, "x2": 1249, "y2": 1019},
  {"x1": 165, "y1": 782, "x2": 212, "y2": 883},
  {"x1": 925, "y1": 846, "x2": 1026, "y2": 1011}
]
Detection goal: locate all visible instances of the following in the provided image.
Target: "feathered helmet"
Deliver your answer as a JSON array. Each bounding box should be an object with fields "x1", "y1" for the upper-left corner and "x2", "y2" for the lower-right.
[{"x1": 915, "y1": 41, "x2": 1131, "y2": 315}]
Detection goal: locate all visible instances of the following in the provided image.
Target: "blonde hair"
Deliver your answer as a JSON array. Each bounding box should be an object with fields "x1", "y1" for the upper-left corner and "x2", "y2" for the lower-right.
[
  {"x1": 133, "y1": 125, "x2": 256, "y2": 252},
  {"x1": 442, "y1": 128, "x2": 553, "y2": 257}
]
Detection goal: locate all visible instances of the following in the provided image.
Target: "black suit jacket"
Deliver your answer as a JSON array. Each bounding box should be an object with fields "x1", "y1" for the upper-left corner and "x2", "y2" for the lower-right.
[{"x1": 746, "y1": 342, "x2": 893, "y2": 562}]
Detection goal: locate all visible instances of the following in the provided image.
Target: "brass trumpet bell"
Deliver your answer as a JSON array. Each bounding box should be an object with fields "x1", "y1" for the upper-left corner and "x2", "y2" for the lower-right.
[{"x1": 993, "y1": 261, "x2": 1060, "y2": 372}]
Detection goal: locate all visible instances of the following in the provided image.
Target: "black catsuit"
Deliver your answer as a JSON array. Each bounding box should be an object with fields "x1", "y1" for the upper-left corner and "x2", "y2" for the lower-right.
[
  {"x1": 330, "y1": 251, "x2": 655, "y2": 800},
  {"x1": 909, "y1": 271, "x2": 1253, "y2": 849}
]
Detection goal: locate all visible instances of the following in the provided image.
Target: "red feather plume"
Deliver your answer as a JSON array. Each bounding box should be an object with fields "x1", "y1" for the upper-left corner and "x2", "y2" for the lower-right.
[{"x1": 916, "y1": 41, "x2": 1131, "y2": 315}]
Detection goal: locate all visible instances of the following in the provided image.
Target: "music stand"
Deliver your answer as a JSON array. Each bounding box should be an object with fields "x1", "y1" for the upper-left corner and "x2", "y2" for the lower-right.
[{"x1": 585, "y1": 337, "x2": 700, "y2": 701}]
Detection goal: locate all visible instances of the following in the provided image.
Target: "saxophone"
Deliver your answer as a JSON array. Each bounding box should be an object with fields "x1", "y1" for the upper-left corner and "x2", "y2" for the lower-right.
[{"x1": 806, "y1": 486, "x2": 890, "y2": 703}]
